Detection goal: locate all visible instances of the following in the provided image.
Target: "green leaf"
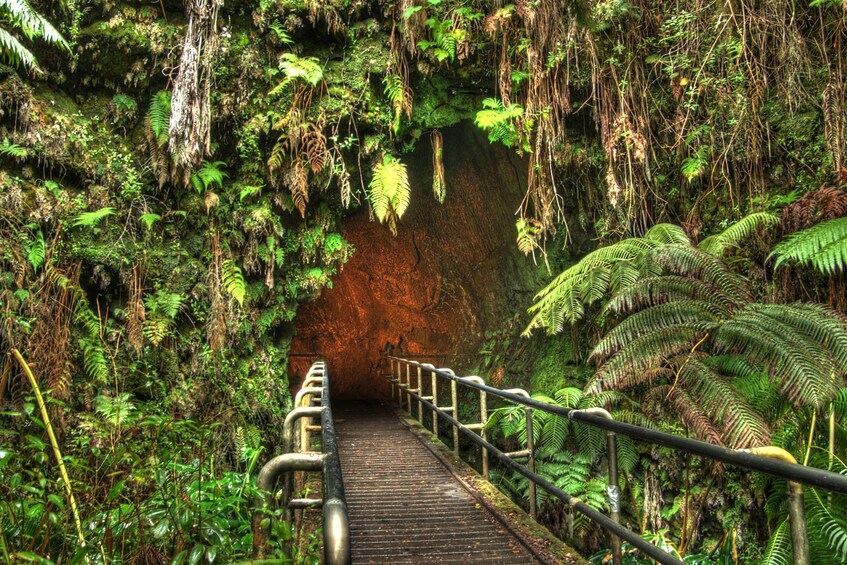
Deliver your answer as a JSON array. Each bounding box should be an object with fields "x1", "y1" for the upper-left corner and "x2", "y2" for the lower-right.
[
  {"x1": 0, "y1": 137, "x2": 27, "y2": 159},
  {"x1": 71, "y1": 207, "x2": 116, "y2": 228},
  {"x1": 403, "y1": 5, "x2": 423, "y2": 18},
  {"x1": 239, "y1": 184, "x2": 264, "y2": 201},
  {"x1": 148, "y1": 91, "x2": 171, "y2": 145},
  {"x1": 26, "y1": 227, "x2": 45, "y2": 270},
  {"x1": 140, "y1": 213, "x2": 161, "y2": 230},
  {"x1": 367, "y1": 155, "x2": 411, "y2": 235},
  {"x1": 188, "y1": 544, "x2": 205, "y2": 565},
  {"x1": 222, "y1": 259, "x2": 246, "y2": 306},
  {"x1": 770, "y1": 217, "x2": 847, "y2": 275}
]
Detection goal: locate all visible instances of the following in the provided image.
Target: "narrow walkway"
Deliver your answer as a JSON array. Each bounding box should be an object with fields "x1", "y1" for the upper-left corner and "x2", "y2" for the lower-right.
[{"x1": 335, "y1": 401, "x2": 541, "y2": 565}]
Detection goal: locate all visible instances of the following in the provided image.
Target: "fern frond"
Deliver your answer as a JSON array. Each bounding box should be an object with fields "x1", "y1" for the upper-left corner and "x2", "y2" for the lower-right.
[
  {"x1": 0, "y1": 137, "x2": 27, "y2": 159},
  {"x1": 139, "y1": 213, "x2": 161, "y2": 230},
  {"x1": 698, "y1": 212, "x2": 779, "y2": 256},
  {"x1": 553, "y1": 387, "x2": 583, "y2": 408},
  {"x1": 605, "y1": 275, "x2": 736, "y2": 316},
  {"x1": 71, "y1": 207, "x2": 115, "y2": 228},
  {"x1": 148, "y1": 91, "x2": 171, "y2": 146},
  {"x1": 79, "y1": 337, "x2": 108, "y2": 383},
  {"x1": 367, "y1": 155, "x2": 410, "y2": 235},
  {"x1": 645, "y1": 245, "x2": 754, "y2": 305},
  {"x1": 665, "y1": 386, "x2": 725, "y2": 445},
  {"x1": 524, "y1": 237, "x2": 659, "y2": 333},
  {"x1": 713, "y1": 313, "x2": 841, "y2": 407},
  {"x1": 762, "y1": 519, "x2": 792, "y2": 565},
  {"x1": 0, "y1": 0, "x2": 67, "y2": 46},
  {"x1": 807, "y1": 488, "x2": 847, "y2": 563},
  {"x1": 681, "y1": 359, "x2": 771, "y2": 447},
  {"x1": 588, "y1": 323, "x2": 714, "y2": 392},
  {"x1": 770, "y1": 217, "x2": 847, "y2": 275},
  {"x1": 26, "y1": 227, "x2": 44, "y2": 270},
  {"x1": 272, "y1": 53, "x2": 324, "y2": 93},
  {"x1": 516, "y1": 218, "x2": 541, "y2": 255},
  {"x1": 0, "y1": 26, "x2": 34, "y2": 69},
  {"x1": 592, "y1": 299, "x2": 720, "y2": 360},
  {"x1": 222, "y1": 259, "x2": 246, "y2": 306},
  {"x1": 609, "y1": 260, "x2": 640, "y2": 294},
  {"x1": 191, "y1": 160, "x2": 228, "y2": 193},
  {"x1": 474, "y1": 98, "x2": 524, "y2": 147},
  {"x1": 644, "y1": 223, "x2": 691, "y2": 245}
]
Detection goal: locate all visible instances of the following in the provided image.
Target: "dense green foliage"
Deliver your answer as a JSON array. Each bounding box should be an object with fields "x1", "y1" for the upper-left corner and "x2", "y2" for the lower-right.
[{"x1": 0, "y1": 0, "x2": 845, "y2": 562}]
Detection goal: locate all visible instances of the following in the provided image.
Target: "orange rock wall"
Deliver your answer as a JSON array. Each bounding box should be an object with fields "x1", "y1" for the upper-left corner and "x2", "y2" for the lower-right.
[{"x1": 290, "y1": 123, "x2": 533, "y2": 398}]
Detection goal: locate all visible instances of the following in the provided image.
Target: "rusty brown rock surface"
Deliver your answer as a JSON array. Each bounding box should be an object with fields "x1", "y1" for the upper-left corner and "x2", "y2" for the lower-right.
[{"x1": 290, "y1": 123, "x2": 533, "y2": 399}]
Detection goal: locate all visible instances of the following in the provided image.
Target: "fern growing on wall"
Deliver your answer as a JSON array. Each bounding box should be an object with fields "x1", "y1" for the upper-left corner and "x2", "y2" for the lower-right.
[
  {"x1": 145, "y1": 91, "x2": 177, "y2": 187},
  {"x1": 190, "y1": 160, "x2": 228, "y2": 194},
  {"x1": 367, "y1": 155, "x2": 410, "y2": 235},
  {"x1": 70, "y1": 207, "x2": 116, "y2": 228},
  {"x1": 431, "y1": 130, "x2": 445, "y2": 203},
  {"x1": 222, "y1": 259, "x2": 246, "y2": 306},
  {"x1": 384, "y1": 74, "x2": 413, "y2": 135},
  {"x1": 475, "y1": 98, "x2": 524, "y2": 148},
  {"x1": 270, "y1": 53, "x2": 324, "y2": 94}
]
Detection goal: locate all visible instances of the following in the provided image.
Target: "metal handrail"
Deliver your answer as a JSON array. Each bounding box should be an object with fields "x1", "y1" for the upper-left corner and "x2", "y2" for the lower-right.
[
  {"x1": 252, "y1": 361, "x2": 350, "y2": 565},
  {"x1": 386, "y1": 356, "x2": 847, "y2": 565}
]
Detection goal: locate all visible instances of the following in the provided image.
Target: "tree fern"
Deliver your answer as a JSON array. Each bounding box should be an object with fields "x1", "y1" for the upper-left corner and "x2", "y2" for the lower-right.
[
  {"x1": 0, "y1": 0, "x2": 68, "y2": 72},
  {"x1": 367, "y1": 155, "x2": 410, "y2": 235},
  {"x1": 524, "y1": 237, "x2": 661, "y2": 334},
  {"x1": 698, "y1": 212, "x2": 779, "y2": 256},
  {"x1": 222, "y1": 259, "x2": 246, "y2": 306},
  {"x1": 586, "y1": 236, "x2": 847, "y2": 444},
  {"x1": 770, "y1": 217, "x2": 847, "y2": 275}
]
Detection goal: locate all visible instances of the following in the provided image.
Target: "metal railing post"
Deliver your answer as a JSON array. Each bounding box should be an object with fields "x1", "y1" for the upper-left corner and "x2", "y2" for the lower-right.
[
  {"x1": 417, "y1": 365, "x2": 424, "y2": 424},
  {"x1": 431, "y1": 367, "x2": 438, "y2": 436},
  {"x1": 742, "y1": 447, "x2": 809, "y2": 565},
  {"x1": 395, "y1": 359, "x2": 402, "y2": 405},
  {"x1": 451, "y1": 377, "x2": 459, "y2": 458},
  {"x1": 321, "y1": 366, "x2": 351, "y2": 565},
  {"x1": 463, "y1": 376, "x2": 489, "y2": 481},
  {"x1": 406, "y1": 363, "x2": 412, "y2": 415},
  {"x1": 480, "y1": 388, "x2": 488, "y2": 480},
  {"x1": 576, "y1": 407, "x2": 621, "y2": 565}
]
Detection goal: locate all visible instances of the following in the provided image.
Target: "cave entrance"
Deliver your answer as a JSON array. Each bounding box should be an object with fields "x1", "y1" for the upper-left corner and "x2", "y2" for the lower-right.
[{"x1": 289, "y1": 123, "x2": 532, "y2": 399}]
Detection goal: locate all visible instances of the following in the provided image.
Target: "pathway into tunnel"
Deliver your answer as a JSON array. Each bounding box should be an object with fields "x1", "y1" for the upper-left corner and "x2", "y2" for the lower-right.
[{"x1": 289, "y1": 123, "x2": 537, "y2": 399}]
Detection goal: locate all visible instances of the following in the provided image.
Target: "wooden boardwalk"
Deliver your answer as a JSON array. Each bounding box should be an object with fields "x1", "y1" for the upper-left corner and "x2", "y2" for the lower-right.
[{"x1": 334, "y1": 401, "x2": 543, "y2": 565}]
